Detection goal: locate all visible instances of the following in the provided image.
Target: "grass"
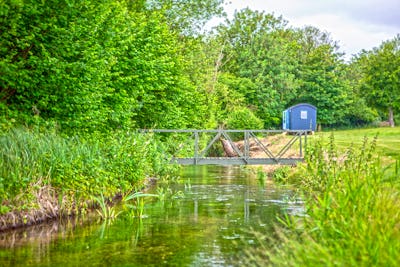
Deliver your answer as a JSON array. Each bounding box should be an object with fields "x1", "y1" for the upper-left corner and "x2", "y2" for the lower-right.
[
  {"x1": 316, "y1": 126, "x2": 400, "y2": 159},
  {"x1": 243, "y1": 130, "x2": 400, "y2": 266},
  {"x1": 0, "y1": 127, "x2": 175, "y2": 230}
]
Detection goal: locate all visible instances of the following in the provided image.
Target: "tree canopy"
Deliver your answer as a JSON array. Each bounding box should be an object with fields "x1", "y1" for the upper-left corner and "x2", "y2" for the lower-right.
[{"x1": 358, "y1": 35, "x2": 400, "y2": 126}]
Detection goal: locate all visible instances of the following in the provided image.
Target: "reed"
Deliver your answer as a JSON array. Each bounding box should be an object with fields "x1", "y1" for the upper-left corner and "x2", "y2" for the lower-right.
[
  {"x1": 122, "y1": 191, "x2": 158, "y2": 218},
  {"x1": 243, "y1": 134, "x2": 400, "y2": 266},
  {"x1": 0, "y1": 127, "x2": 174, "y2": 229},
  {"x1": 93, "y1": 193, "x2": 122, "y2": 220}
]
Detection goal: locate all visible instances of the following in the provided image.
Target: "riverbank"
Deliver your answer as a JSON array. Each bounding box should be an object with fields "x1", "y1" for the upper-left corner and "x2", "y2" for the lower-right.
[
  {"x1": 243, "y1": 129, "x2": 400, "y2": 266},
  {"x1": 0, "y1": 128, "x2": 175, "y2": 231}
]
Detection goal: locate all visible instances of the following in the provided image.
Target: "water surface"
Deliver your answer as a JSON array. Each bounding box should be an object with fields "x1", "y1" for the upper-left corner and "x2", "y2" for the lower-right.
[{"x1": 0, "y1": 166, "x2": 303, "y2": 266}]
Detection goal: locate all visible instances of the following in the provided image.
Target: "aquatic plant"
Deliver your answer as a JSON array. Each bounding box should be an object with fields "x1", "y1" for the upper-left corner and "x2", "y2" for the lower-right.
[
  {"x1": 184, "y1": 178, "x2": 192, "y2": 191},
  {"x1": 93, "y1": 193, "x2": 122, "y2": 220},
  {"x1": 156, "y1": 187, "x2": 168, "y2": 202},
  {"x1": 122, "y1": 192, "x2": 158, "y2": 218},
  {"x1": 271, "y1": 166, "x2": 290, "y2": 183},
  {"x1": 256, "y1": 168, "x2": 266, "y2": 185}
]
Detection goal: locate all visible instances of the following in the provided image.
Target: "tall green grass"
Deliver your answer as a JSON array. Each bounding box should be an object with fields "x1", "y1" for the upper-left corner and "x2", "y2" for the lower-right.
[
  {"x1": 244, "y1": 134, "x2": 400, "y2": 266},
  {"x1": 0, "y1": 128, "x2": 175, "y2": 217}
]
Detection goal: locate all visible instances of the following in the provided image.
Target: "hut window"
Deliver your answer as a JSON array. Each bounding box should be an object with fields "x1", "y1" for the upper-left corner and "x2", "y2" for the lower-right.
[{"x1": 301, "y1": 110, "x2": 307, "y2": 119}]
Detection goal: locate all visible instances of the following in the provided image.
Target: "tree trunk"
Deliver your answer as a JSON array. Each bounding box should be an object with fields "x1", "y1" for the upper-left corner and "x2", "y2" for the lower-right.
[{"x1": 388, "y1": 106, "x2": 395, "y2": 127}]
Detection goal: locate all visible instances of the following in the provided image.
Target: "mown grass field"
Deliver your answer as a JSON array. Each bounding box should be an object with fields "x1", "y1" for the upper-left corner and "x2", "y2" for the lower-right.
[{"x1": 315, "y1": 126, "x2": 400, "y2": 160}]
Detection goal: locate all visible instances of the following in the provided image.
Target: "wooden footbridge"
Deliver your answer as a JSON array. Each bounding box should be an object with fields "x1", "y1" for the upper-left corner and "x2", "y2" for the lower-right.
[{"x1": 142, "y1": 129, "x2": 308, "y2": 166}]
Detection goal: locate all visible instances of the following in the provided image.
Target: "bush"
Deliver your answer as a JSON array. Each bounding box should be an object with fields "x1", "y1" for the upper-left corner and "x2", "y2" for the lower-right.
[{"x1": 226, "y1": 107, "x2": 263, "y2": 130}]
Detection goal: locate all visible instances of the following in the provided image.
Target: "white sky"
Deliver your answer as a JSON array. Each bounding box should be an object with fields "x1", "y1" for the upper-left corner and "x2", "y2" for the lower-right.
[{"x1": 221, "y1": 0, "x2": 400, "y2": 59}]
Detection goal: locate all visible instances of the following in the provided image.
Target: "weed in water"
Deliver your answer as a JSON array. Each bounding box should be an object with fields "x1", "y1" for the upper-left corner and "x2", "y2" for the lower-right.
[
  {"x1": 93, "y1": 193, "x2": 122, "y2": 220},
  {"x1": 272, "y1": 166, "x2": 290, "y2": 183},
  {"x1": 184, "y1": 178, "x2": 192, "y2": 191},
  {"x1": 122, "y1": 192, "x2": 158, "y2": 218},
  {"x1": 256, "y1": 168, "x2": 267, "y2": 186}
]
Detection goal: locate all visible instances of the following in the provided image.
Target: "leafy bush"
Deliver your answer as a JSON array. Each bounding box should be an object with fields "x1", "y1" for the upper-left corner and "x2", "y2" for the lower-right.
[
  {"x1": 226, "y1": 107, "x2": 263, "y2": 130},
  {"x1": 224, "y1": 107, "x2": 264, "y2": 140}
]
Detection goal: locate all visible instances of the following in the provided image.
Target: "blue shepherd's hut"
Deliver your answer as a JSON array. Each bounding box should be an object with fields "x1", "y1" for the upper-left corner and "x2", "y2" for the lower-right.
[{"x1": 282, "y1": 103, "x2": 317, "y2": 131}]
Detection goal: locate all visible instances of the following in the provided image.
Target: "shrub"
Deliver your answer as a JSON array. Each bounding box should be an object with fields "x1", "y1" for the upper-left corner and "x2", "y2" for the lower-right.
[{"x1": 226, "y1": 107, "x2": 263, "y2": 130}]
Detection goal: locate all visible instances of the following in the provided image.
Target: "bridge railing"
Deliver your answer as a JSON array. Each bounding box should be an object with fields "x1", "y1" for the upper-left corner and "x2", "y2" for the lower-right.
[{"x1": 141, "y1": 129, "x2": 308, "y2": 165}]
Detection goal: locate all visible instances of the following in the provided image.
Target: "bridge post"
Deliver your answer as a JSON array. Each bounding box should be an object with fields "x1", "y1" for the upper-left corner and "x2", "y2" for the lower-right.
[
  {"x1": 299, "y1": 131, "x2": 303, "y2": 157},
  {"x1": 194, "y1": 131, "x2": 199, "y2": 165},
  {"x1": 244, "y1": 130, "x2": 250, "y2": 159},
  {"x1": 305, "y1": 131, "x2": 307, "y2": 156}
]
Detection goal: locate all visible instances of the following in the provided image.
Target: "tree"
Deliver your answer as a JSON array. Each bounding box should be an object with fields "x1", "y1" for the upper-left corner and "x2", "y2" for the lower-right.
[
  {"x1": 0, "y1": 0, "x2": 136, "y2": 133},
  {"x1": 293, "y1": 26, "x2": 350, "y2": 127},
  {"x1": 216, "y1": 9, "x2": 300, "y2": 128},
  {"x1": 359, "y1": 35, "x2": 400, "y2": 127},
  {"x1": 341, "y1": 59, "x2": 379, "y2": 126},
  {"x1": 146, "y1": 0, "x2": 225, "y2": 35},
  {"x1": 0, "y1": 0, "x2": 215, "y2": 133}
]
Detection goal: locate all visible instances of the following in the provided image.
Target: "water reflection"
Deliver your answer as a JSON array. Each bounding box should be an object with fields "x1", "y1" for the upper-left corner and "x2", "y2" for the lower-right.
[
  {"x1": 0, "y1": 216, "x2": 97, "y2": 248},
  {"x1": 0, "y1": 165, "x2": 304, "y2": 266}
]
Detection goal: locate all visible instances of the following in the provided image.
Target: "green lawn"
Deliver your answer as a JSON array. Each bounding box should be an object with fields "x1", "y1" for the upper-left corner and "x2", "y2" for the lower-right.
[{"x1": 315, "y1": 126, "x2": 400, "y2": 159}]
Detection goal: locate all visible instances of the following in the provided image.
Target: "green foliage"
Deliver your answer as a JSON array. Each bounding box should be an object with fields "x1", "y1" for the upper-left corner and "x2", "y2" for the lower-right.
[
  {"x1": 244, "y1": 135, "x2": 400, "y2": 266},
  {"x1": 226, "y1": 107, "x2": 263, "y2": 130},
  {"x1": 0, "y1": 0, "x2": 215, "y2": 134},
  {"x1": 272, "y1": 166, "x2": 291, "y2": 183},
  {"x1": 358, "y1": 35, "x2": 400, "y2": 125},
  {"x1": 293, "y1": 26, "x2": 350, "y2": 126},
  {"x1": 93, "y1": 191, "x2": 159, "y2": 221},
  {"x1": 256, "y1": 167, "x2": 267, "y2": 185},
  {"x1": 1, "y1": 0, "x2": 398, "y2": 137},
  {"x1": 215, "y1": 10, "x2": 353, "y2": 128},
  {"x1": 340, "y1": 62, "x2": 379, "y2": 126},
  {"x1": 1, "y1": 0, "x2": 399, "y2": 232},
  {"x1": 0, "y1": 127, "x2": 173, "y2": 214},
  {"x1": 217, "y1": 9, "x2": 300, "y2": 127},
  {"x1": 209, "y1": 73, "x2": 249, "y2": 125},
  {"x1": 93, "y1": 193, "x2": 122, "y2": 220},
  {"x1": 147, "y1": 0, "x2": 225, "y2": 35},
  {"x1": 122, "y1": 191, "x2": 159, "y2": 218}
]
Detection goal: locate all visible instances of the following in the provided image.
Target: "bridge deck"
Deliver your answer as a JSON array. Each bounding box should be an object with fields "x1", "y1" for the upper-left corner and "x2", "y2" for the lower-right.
[{"x1": 173, "y1": 157, "x2": 303, "y2": 165}]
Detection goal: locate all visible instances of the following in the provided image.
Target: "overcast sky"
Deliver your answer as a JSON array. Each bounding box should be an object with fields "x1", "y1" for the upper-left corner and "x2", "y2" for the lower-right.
[{"x1": 222, "y1": 0, "x2": 400, "y2": 59}]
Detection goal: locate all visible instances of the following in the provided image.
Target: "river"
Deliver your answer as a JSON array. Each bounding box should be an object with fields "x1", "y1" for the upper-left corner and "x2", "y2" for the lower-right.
[{"x1": 0, "y1": 165, "x2": 303, "y2": 266}]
